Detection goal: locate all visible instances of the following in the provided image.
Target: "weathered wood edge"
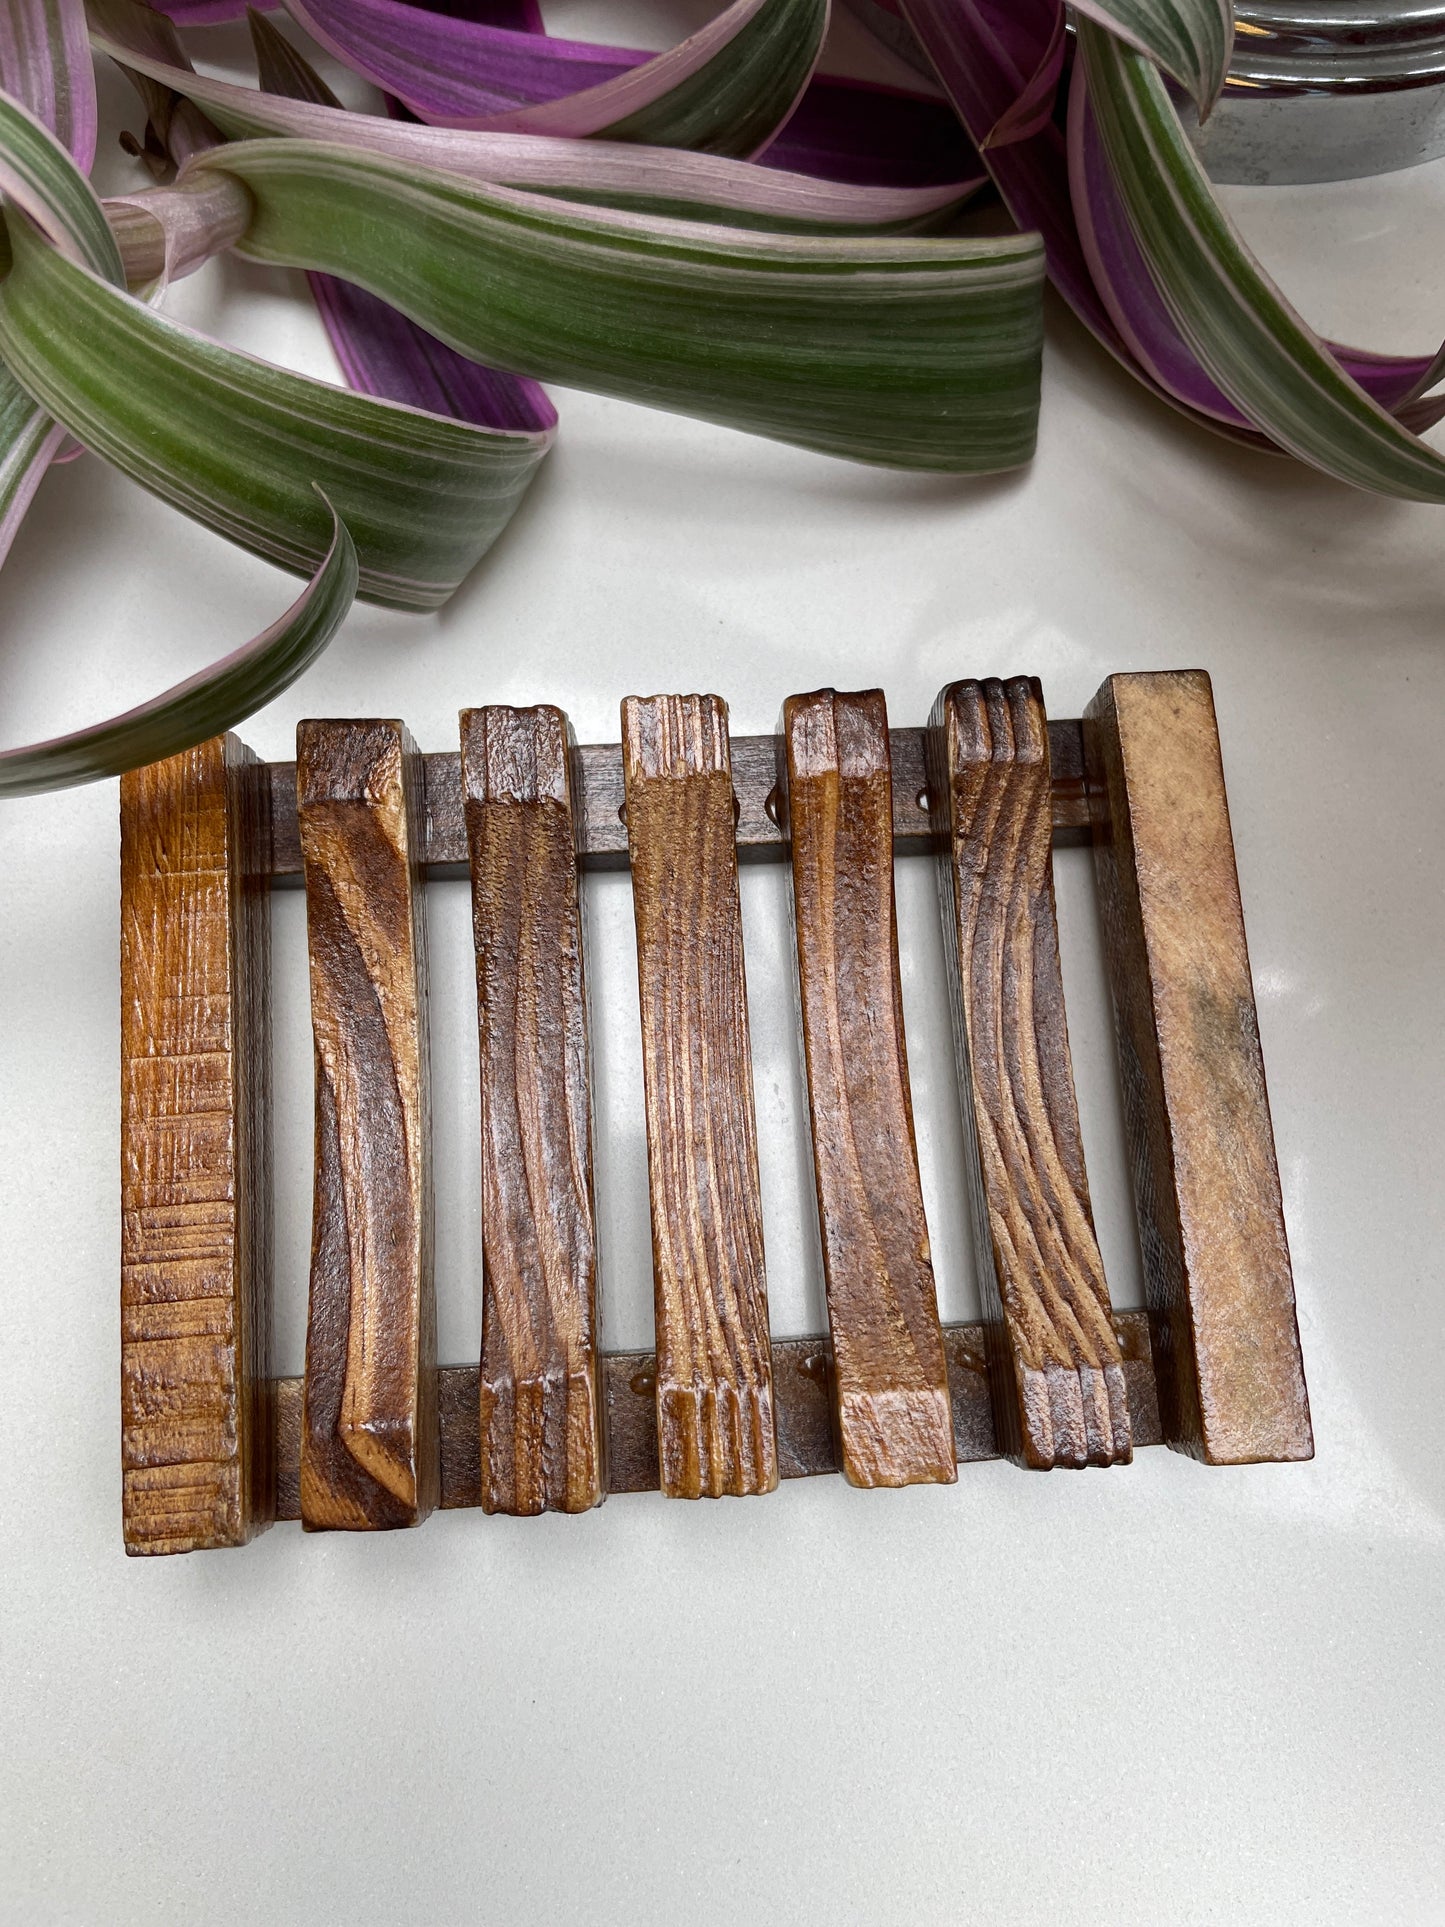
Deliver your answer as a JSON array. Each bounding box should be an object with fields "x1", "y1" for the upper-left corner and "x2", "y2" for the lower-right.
[
  {"x1": 1084, "y1": 671, "x2": 1313, "y2": 1465},
  {"x1": 271, "y1": 1312, "x2": 1162, "y2": 1515},
  {"x1": 265, "y1": 723, "x2": 1090, "y2": 875}
]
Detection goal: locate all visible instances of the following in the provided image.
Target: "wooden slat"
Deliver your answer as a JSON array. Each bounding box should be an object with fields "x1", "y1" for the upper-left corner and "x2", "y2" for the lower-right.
[
  {"x1": 264, "y1": 721, "x2": 1090, "y2": 875},
  {"x1": 120, "y1": 735, "x2": 273, "y2": 1554},
  {"x1": 782, "y1": 689, "x2": 955, "y2": 1487},
  {"x1": 1084, "y1": 671, "x2": 1313, "y2": 1463},
  {"x1": 621, "y1": 694, "x2": 778, "y2": 1499},
  {"x1": 460, "y1": 706, "x2": 605, "y2": 1514},
  {"x1": 270, "y1": 1311, "x2": 1165, "y2": 1514},
  {"x1": 296, "y1": 721, "x2": 439, "y2": 1529},
  {"x1": 929, "y1": 678, "x2": 1132, "y2": 1469}
]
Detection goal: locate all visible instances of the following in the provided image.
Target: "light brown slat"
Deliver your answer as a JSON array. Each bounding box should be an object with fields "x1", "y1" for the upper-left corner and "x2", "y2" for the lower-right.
[
  {"x1": 120, "y1": 735, "x2": 274, "y2": 1555},
  {"x1": 460, "y1": 706, "x2": 605, "y2": 1515},
  {"x1": 782, "y1": 689, "x2": 955, "y2": 1487},
  {"x1": 1084, "y1": 671, "x2": 1313, "y2": 1464},
  {"x1": 621, "y1": 694, "x2": 778, "y2": 1499},
  {"x1": 929, "y1": 678, "x2": 1132, "y2": 1470},
  {"x1": 296, "y1": 721, "x2": 438, "y2": 1529}
]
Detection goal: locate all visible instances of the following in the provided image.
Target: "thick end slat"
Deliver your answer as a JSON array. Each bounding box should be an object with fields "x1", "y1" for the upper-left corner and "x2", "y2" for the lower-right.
[
  {"x1": 1084, "y1": 672, "x2": 1312, "y2": 1464},
  {"x1": 621, "y1": 694, "x2": 778, "y2": 1499},
  {"x1": 782, "y1": 689, "x2": 955, "y2": 1487},
  {"x1": 460, "y1": 706, "x2": 605, "y2": 1515},
  {"x1": 120, "y1": 735, "x2": 274, "y2": 1555},
  {"x1": 929, "y1": 679, "x2": 1132, "y2": 1470},
  {"x1": 297, "y1": 720, "x2": 438, "y2": 1529}
]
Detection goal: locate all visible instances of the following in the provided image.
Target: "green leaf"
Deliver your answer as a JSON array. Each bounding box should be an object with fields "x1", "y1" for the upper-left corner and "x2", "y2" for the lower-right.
[
  {"x1": 0, "y1": 359, "x2": 66, "y2": 566},
  {"x1": 1078, "y1": 20, "x2": 1445, "y2": 499},
  {"x1": 0, "y1": 87, "x2": 122, "y2": 276},
  {"x1": 0, "y1": 502, "x2": 357, "y2": 796},
  {"x1": 188, "y1": 136, "x2": 1044, "y2": 472},
  {"x1": 0, "y1": 206, "x2": 554, "y2": 607},
  {"x1": 0, "y1": 86, "x2": 552, "y2": 608},
  {"x1": 1072, "y1": 0, "x2": 1233, "y2": 120}
]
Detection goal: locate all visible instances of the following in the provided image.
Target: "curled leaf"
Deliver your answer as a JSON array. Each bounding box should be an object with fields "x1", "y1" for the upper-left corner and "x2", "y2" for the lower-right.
[
  {"x1": 288, "y1": 0, "x2": 830, "y2": 158},
  {"x1": 0, "y1": 502, "x2": 357, "y2": 796},
  {"x1": 249, "y1": 6, "x2": 557, "y2": 437},
  {"x1": 1071, "y1": 0, "x2": 1232, "y2": 121},
  {"x1": 189, "y1": 133, "x2": 1044, "y2": 470},
  {"x1": 1078, "y1": 19, "x2": 1445, "y2": 497}
]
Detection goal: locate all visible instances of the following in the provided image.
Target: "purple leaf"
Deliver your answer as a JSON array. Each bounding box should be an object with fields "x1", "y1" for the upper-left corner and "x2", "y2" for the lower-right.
[
  {"x1": 1067, "y1": 58, "x2": 1445, "y2": 424},
  {"x1": 897, "y1": 0, "x2": 1442, "y2": 441},
  {"x1": 287, "y1": 0, "x2": 978, "y2": 184},
  {"x1": 766, "y1": 75, "x2": 980, "y2": 188},
  {"x1": 0, "y1": 0, "x2": 96, "y2": 169},
  {"x1": 309, "y1": 274, "x2": 557, "y2": 433}
]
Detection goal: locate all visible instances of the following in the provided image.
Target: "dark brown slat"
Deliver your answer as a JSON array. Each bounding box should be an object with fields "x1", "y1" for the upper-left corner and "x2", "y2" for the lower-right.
[
  {"x1": 460, "y1": 706, "x2": 605, "y2": 1515},
  {"x1": 782, "y1": 689, "x2": 955, "y2": 1487},
  {"x1": 120, "y1": 735, "x2": 274, "y2": 1555},
  {"x1": 264, "y1": 721, "x2": 1088, "y2": 875},
  {"x1": 296, "y1": 721, "x2": 439, "y2": 1529},
  {"x1": 270, "y1": 1311, "x2": 1163, "y2": 1514},
  {"x1": 1085, "y1": 671, "x2": 1313, "y2": 1464},
  {"x1": 929, "y1": 679, "x2": 1132, "y2": 1470},
  {"x1": 622, "y1": 694, "x2": 778, "y2": 1499}
]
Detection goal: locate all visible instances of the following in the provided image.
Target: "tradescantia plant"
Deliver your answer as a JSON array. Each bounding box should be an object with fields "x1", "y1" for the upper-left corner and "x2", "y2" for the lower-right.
[{"x1": 0, "y1": 0, "x2": 1440, "y2": 794}]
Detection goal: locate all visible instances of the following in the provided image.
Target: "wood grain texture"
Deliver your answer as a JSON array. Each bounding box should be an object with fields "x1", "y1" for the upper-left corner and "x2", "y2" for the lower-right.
[
  {"x1": 1085, "y1": 671, "x2": 1313, "y2": 1464},
  {"x1": 264, "y1": 721, "x2": 1090, "y2": 875},
  {"x1": 929, "y1": 678, "x2": 1132, "y2": 1470},
  {"x1": 461, "y1": 706, "x2": 605, "y2": 1515},
  {"x1": 782, "y1": 689, "x2": 955, "y2": 1487},
  {"x1": 270, "y1": 1311, "x2": 1164, "y2": 1512},
  {"x1": 621, "y1": 694, "x2": 778, "y2": 1499},
  {"x1": 120, "y1": 735, "x2": 273, "y2": 1554},
  {"x1": 297, "y1": 720, "x2": 439, "y2": 1529}
]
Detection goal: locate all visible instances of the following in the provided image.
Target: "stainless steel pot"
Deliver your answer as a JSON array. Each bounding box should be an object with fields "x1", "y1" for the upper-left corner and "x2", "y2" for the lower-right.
[{"x1": 1188, "y1": 0, "x2": 1445, "y2": 182}]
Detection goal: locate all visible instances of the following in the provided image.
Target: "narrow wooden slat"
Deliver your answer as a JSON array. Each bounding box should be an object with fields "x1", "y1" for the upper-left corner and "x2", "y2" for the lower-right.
[
  {"x1": 296, "y1": 720, "x2": 438, "y2": 1529},
  {"x1": 782, "y1": 688, "x2": 955, "y2": 1487},
  {"x1": 621, "y1": 694, "x2": 778, "y2": 1499},
  {"x1": 929, "y1": 678, "x2": 1132, "y2": 1469},
  {"x1": 120, "y1": 735, "x2": 273, "y2": 1554},
  {"x1": 269, "y1": 1311, "x2": 1164, "y2": 1514},
  {"x1": 1084, "y1": 671, "x2": 1313, "y2": 1463},
  {"x1": 460, "y1": 705, "x2": 605, "y2": 1515}
]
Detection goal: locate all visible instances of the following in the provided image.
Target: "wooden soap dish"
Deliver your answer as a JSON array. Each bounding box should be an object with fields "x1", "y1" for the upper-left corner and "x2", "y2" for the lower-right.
[{"x1": 119, "y1": 670, "x2": 1312, "y2": 1554}]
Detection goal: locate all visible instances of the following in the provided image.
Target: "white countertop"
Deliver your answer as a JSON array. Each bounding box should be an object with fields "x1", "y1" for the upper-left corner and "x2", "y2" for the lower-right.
[{"x1": 1, "y1": 30, "x2": 1442, "y2": 1924}]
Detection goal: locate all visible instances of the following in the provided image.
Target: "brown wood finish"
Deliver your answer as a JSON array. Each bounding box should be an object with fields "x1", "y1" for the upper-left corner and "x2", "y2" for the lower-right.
[
  {"x1": 296, "y1": 720, "x2": 439, "y2": 1529},
  {"x1": 460, "y1": 706, "x2": 605, "y2": 1515},
  {"x1": 1084, "y1": 671, "x2": 1313, "y2": 1464},
  {"x1": 120, "y1": 735, "x2": 273, "y2": 1554},
  {"x1": 270, "y1": 1310, "x2": 1163, "y2": 1513},
  {"x1": 782, "y1": 689, "x2": 955, "y2": 1487},
  {"x1": 929, "y1": 678, "x2": 1132, "y2": 1470},
  {"x1": 264, "y1": 721, "x2": 1090, "y2": 875},
  {"x1": 621, "y1": 694, "x2": 778, "y2": 1499}
]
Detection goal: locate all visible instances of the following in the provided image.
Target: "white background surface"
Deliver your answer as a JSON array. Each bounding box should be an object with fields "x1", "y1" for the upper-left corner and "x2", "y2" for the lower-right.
[{"x1": 1, "y1": 19, "x2": 1443, "y2": 1924}]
